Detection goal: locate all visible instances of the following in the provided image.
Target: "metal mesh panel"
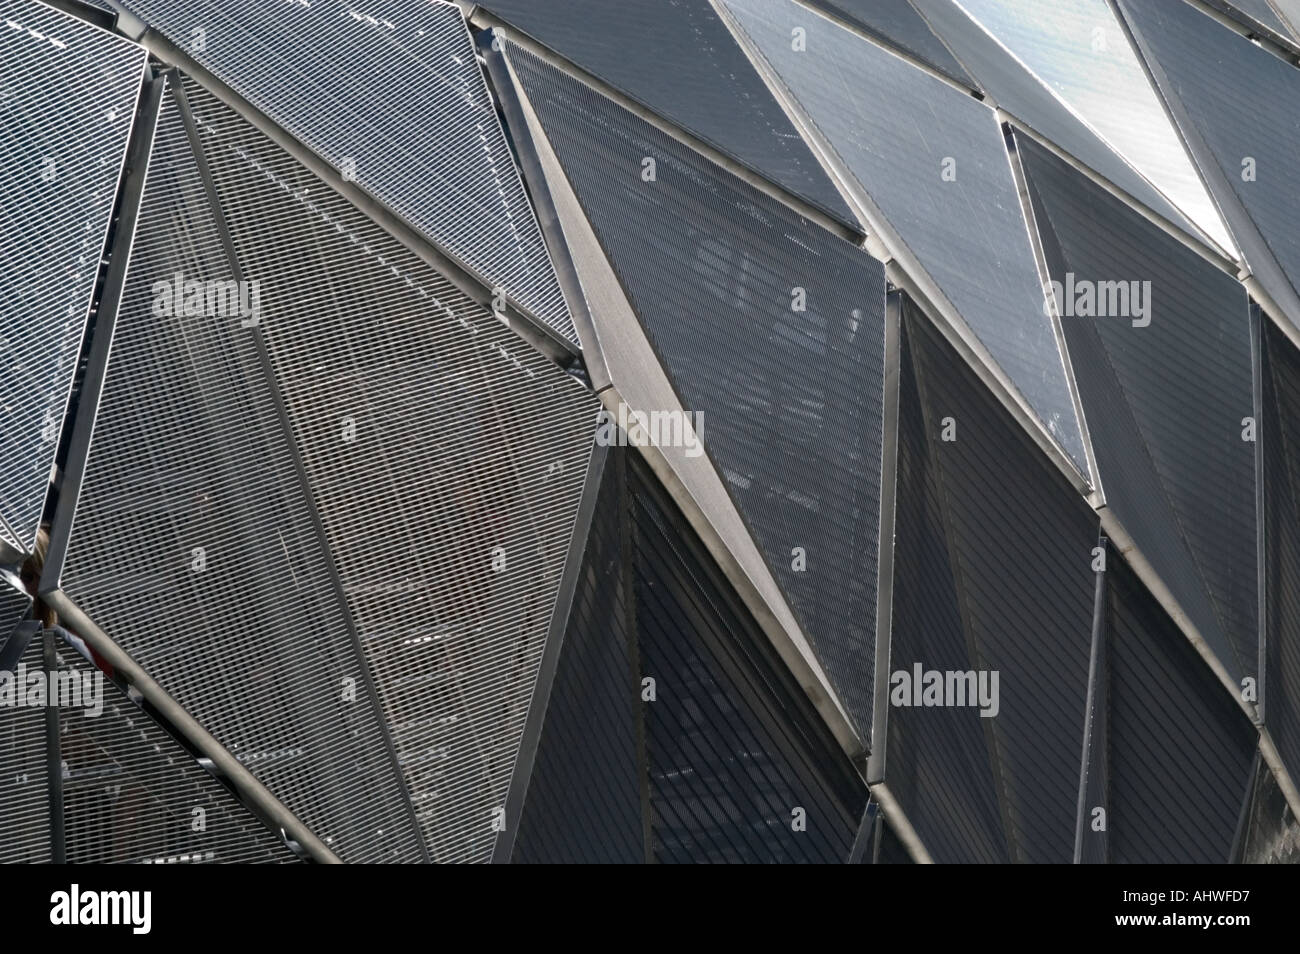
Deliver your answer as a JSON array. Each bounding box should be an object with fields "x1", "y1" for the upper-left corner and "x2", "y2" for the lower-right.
[
  {"x1": 479, "y1": 0, "x2": 855, "y2": 226},
  {"x1": 512, "y1": 452, "x2": 644, "y2": 864},
  {"x1": 1021, "y1": 132, "x2": 1257, "y2": 687},
  {"x1": 890, "y1": 306, "x2": 1100, "y2": 863},
  {"x1": 0, "y1": 0, "x2": 145, "y2": 552},
  {"x1": 1263, "y1": 319, "x2": 1300, "y2": 789},
  {"x1": 118, "y1": 0, "x2": 574, "y2": 342},
  {"x1": 1118, "y1": 0, "x2": 1300, "y2": 325},
  {"x1": 1106, "y1": 545, "x2": 1257, "y2": 863},
  {"x1": 0, "y1": 631, "x2": 51, "y2": 863},
  {"x1": 628, "y1": 453, "x2": 867, "y2": 864},
  {"x1": 508, "y1": 43, "x2": 886, "y2": 735},
  {"x1": 722, "y1": 0, "x2": 1090, "y2": 476},
  {"x1": 60, "y1": 76, "x2": 598, "y2": 863},
  {"x1": 803, "y1": 0, "x2": 975, "y2": 85},
  {"x1": 55, "y1": 649, "x2": 299, "y2": 864}
]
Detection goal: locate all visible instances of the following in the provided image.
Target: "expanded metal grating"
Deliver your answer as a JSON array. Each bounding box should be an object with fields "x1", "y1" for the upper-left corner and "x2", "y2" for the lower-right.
[
  {"x1": 0, "y1": 0, "x2": 145, "y2": 552},
  {"x1": 59, "y1": 75, "x2": 598, "y2": 863},
  {"x1": 118, "y1": 0, "x2": 576, "y2": 343},
  {"x1": 55, "y1": 649, "x2": 299, "y2": 864}
]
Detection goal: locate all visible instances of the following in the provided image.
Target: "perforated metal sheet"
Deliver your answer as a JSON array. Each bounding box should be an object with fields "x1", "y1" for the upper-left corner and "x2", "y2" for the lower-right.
[
  {"x1": 59, "y1": 77, "x2": 598, "y2": 863},
  {"x1": 508, "y1": 42, "x2": 886, "y2": 736},
  {"x1": 119, "y1": 0, "x2": 575, "y2": 342},
  {"x1": 55, "y1": 649, "x2": 299, "y2": 864},
  {"x1": 0, "y1": 0, "x2": 145, "y2": 552},
  {"x1": 723, "y1": 0, "x2": 1090, "y2": 476}
]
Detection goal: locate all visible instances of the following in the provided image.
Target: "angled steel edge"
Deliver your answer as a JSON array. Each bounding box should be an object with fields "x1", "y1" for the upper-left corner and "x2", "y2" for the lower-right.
[
  {"x1": 482, "y1": 33, "x2": 606, "y2": 373},
  {"x1": 42, "y1": 66, "x2": 165, "y2": 593},
  {"x1": 103, "y1": 5, "x2": 581, "y2": 371},
  {"x1": 867, "y1": 292, "x2": 901, "y2": 785},
  {"x1": 1074, "y1": 537, "x2": 1109, "y2": 864},
  {"x1": 490, "y1": 441, "x2": 609, "y2": 864},
  {"x1": 470, "y1": 1, "x2": 864, "y2": 241},
  {"x1": 1005, "y1": 121, "x2": 1106, "y2": 506},
  {"x1": 869, "y1": 780, "x2": 934, "y2": 864},
  {"x1": 37, "y1": 589, "x2": 342, "y2": 864}
]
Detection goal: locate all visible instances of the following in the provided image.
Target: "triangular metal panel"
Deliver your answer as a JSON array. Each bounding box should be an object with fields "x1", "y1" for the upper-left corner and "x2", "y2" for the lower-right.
[
  {"x1": 505, "y1": 42, "x2": 887, "y2": 738},
  {"x1": 723, "y1": 0, "x2": 1091, "y2": 477},
  {"x1": 119, "y1": 0, "x2": 576, "y2": 341},
  {"x1": 1020, "y1": 132, "x2": 1258, "y2": 688},
  {"x1": 0, "y1": 0, "x2": 145, "y2": 552},
  {"x1": 478, "y1": 0, "x2": 857, "y2": 226},
  {"x1": 1106, "y1": 546, "x2": 1258, "y2": 863}
]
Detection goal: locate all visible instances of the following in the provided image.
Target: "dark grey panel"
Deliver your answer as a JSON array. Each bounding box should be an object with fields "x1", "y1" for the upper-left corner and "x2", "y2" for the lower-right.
[
  {"x1": 802, "y1": 0, "x2": 974, "y2": 86},
  {"x1": 119, "y1": 0, "x2": 575, "y2": 341},
  {"x1": 0, "y1": 635, "x2": 51, "y2": 863},
  {"x1": 55, "y1": 649, "x2": 298, "y2": 864},
  {"x1": 59, "y1": 77, "x2": 599, "y2": 863},
  {"x1": 481, "y1": 0, "x2": 856, "y2": 226},
  {"x1": 629, "y1": 453, "x2": 867, "y2": 863},
  {"x1": 1242, "y1": 756, "x2": 1300, "y2": 863},
  {"x1": 888, "y1": 313, "x2": 1007, "y2": 864},
  {"x1": 1263, "y1": 320, "x2": 1300, "y2": 788},
  {"x1": 1106, "y1": 546, "x2": 1258, "y2": 864},
  {"x1": 911, "y1": 0, "x2": 1198, "y2": 238},
  {"x1": 892, "y1": 305, "x2": 1098, "y2": 864},
  {"x1": 875, "y1": 815, "x2": 914, "y2": 863},
  {"x1": 508, "y1": 44, "x2": 886, "y2": 736},
  {"x1": 1020, "y1": 132, "x2": 1258, "y2": 686},
  {"x1": 513, "y1": 453, "x2": 644, "y2": 864},
  {"x1": 723, "y1": 0, "x2": 1090, "y2": 476},
  {"x1": 0, "y1": 0, "x2": 144, "y2": 551},
  {"x1": 1118, "y1": 0, "x2": 1300, "y2": 328}
]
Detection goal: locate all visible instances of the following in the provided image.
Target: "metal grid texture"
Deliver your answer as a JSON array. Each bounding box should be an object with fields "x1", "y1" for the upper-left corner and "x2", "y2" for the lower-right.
[
  {"x1": 119, "y1": 0, "x2": 575, "y2": 342},
  {"x1": 1105, "y1": 543, "x2": 1258, "y2": 863},
  {"x1": 61, "y1": 75, "x2": 599, "y2": 863},
  {"x1": 911, "y1": 0, "x2": 1198, "y2": 240},
  {"x1": 1263, "y1": 319, "x2": 1300, "y2": 789},
  {"x1": 629, "y1": 451, "x2": 867, "y2": 864},
  {"x1": 1118, "y1": 0, "x2": 1300, "y2": 325},
  {"x1": 890, "y1": 306, "x2": 1100, "y2": 863},
  {"x1": 803, "y1": 0, "x2": 975, "y2": 85},
  {"x1": 722, "y1": 0, "x2": 1091, "y2": 477},
  {"x1": 479, "y1": 0, "x2": 856, "y2": 226},
  {"x1": 55, "y1": 649, "x2": 299, "y2": 864},
  {"x1": 59, "y1": 84, "x2": 426, "y2": 863},
  {"x1": 512, "y1": 451, "x2": 644, "y2": 864},
  {"x1": 0, "y1": 633, "x2": 52, "y2": 863},
  {"x1": 0, "y1": 0, "x2": 145, "y2": 552},
  {"x1": 508, "y1": 42, "x2": 886, "y2": 736},
  {"x1": 1021, "y1": 132, "x2": 1258, "y2": 688}
]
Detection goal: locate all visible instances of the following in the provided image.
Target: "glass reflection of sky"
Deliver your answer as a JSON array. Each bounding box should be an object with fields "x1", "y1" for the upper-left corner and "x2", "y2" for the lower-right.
[{"x1": 955, "y1": 0, "x2": 1236, "y2": 254}]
